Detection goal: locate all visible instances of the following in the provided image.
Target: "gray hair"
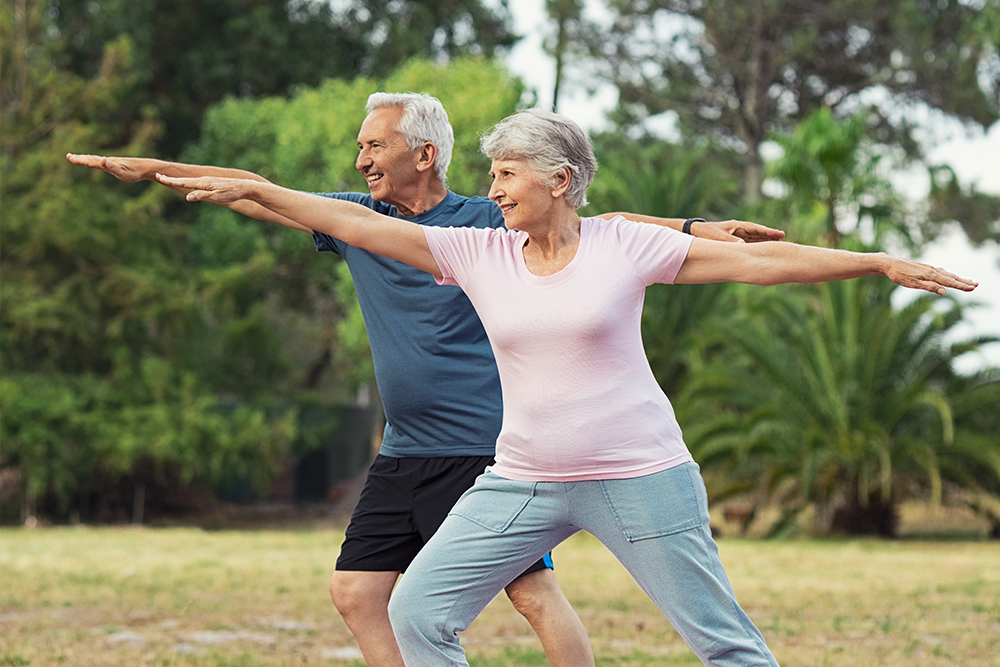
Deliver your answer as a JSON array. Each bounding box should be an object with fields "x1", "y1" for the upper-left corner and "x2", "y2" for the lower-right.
[
  {"x1": 479, "y1": 108, "x2": 597, "y2": 208},
  {"x1": 366, "y1": 92, "x2": 454, "y2": 184}
]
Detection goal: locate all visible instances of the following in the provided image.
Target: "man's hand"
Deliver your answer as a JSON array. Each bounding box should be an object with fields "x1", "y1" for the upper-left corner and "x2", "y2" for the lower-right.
[
  {"x1": 598, "y1": 212, "x2": 785, "y2": 243},
  {"x1": 66, "y1": 154, "x2": 158, "y2": 182},
  {"x1": 691, "y1": 220, "x2": 785, "y2": 243}
]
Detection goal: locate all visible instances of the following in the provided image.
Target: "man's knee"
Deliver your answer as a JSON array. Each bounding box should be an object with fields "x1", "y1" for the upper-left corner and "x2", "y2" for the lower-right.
[
  {"x1": 505, "y1": 569, "x2": 562, "y2": 621},
  {"x1": 329, "y1": 570, "x2": 395, "y2": 618},
  {"x1": 328, "y1": 571, "x2": 356, "y2": 614}
]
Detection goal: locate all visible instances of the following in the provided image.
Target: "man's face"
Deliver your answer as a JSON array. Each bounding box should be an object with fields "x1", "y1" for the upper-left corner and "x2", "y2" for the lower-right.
[{"x1": 355, "y1": 106, "x2": 421, "y2": 205}]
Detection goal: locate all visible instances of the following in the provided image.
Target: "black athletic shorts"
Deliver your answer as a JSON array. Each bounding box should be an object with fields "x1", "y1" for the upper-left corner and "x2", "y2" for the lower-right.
[{"x1": 335, "y1": 454, "x2": 554, "y2": 577}]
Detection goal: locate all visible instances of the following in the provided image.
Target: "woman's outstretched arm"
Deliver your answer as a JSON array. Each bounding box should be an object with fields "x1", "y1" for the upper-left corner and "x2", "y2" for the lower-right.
[
  {"x1": 675, "y1": 238, "x2": 977, "y2": 296},
  {"x1": 157, "y1": 174, "x2": 442, "y2": 278}
]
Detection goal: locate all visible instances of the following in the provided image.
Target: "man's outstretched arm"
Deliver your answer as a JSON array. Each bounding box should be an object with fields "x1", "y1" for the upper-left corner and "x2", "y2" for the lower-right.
[
  {"x1": 597, "y1": 211, "x2": 785, "y2": 243},
  {"x1": 66, "y1": 154, "x2": 312, "y2": 233}
]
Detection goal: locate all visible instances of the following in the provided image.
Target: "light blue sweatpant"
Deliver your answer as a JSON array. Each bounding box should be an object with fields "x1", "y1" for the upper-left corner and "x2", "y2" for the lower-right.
[{"x1": 387, "y1": 462, "x2": 779, "y2": 666}]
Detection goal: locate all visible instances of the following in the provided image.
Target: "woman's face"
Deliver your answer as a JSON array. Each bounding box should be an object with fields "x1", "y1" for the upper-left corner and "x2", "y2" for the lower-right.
[{"x1": 488, "y1": 158, "x2": 559, "y2": 231}]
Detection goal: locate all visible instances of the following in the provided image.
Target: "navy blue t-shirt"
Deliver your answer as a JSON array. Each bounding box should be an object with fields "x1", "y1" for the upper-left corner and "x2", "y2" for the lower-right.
[{"x1": 313, "y1": 191, "x2": 505, "y2": 458}]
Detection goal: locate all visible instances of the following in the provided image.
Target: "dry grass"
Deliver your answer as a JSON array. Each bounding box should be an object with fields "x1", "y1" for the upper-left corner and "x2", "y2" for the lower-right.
[{"x1": 1, "y1": 517, "x2": 998, "y2": 666}]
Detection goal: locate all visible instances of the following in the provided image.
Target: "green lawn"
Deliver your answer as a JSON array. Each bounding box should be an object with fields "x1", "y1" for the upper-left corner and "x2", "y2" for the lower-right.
[{"x1": 1, "y1": 526, "x2": 998, "y2": 666}]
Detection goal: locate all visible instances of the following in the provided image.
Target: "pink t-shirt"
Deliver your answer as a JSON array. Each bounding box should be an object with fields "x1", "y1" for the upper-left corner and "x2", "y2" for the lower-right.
[{"x1": 424, "y1": 215, "x2": 695, "y2": 482}]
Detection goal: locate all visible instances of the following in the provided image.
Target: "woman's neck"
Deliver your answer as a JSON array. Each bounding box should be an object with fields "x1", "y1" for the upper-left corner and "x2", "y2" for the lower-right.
[{"x1": 522, "y1": 208, "x2": 582, "y2": 276}]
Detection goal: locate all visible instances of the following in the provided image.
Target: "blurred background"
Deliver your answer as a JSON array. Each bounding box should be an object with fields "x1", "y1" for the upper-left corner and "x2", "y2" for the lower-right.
[{"x1": 2, "y1": 0, "x2": 998, "y2": 539}]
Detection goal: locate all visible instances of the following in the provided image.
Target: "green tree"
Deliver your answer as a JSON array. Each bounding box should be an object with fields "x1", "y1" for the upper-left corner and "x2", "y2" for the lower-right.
[
  {"x1": 579, "y1": 0, "x2": 999, "y2": 231},
  {"x1": 766, "y1": 107, "x2": 910, "y2": 248},
  {"x1": 1, "y1": 5, "x2": 296, "y2": 521},
  {"x1": 45, "y1": 0, "x2": 517, "y2": 156},
  {"x1": 544, "y1": 0, "x2": 585, "y2": 110},
  {"x1": 926, "y1": 165, "x2": 1000, "y2": 248},
  {"x1": 681, "y1": 275, "x2": 1000, "y2": 536}
]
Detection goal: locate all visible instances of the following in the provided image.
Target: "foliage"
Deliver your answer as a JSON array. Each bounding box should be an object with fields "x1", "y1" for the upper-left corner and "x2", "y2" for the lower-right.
[
  {"x1": 576, "y1": 0, "x2": 999, "y2": 226},
  {"x1": 681, "y1": 273, "x2": 1000, "y2": 536},
  {"x1": 926, "y1": 165, "x2": 1000, "y2": 246},
  {"x1": 543, "y1": 0, "x2": 585, "y2": 110},
  {"x1": 1, "y1": 6, "x2": 295, "y2": 518},
  {"x1": 765, "y1": 107, "x2": 912, "y2": 248},
  {"x1": 43, "y1": 0, "x2": 516, "y2": 156}
]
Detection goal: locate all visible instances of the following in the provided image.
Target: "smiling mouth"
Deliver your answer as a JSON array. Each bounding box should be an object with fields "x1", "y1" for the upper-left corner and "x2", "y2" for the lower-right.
[
  {"x1": 366, "y1": 173, "x2": 383, "y2": 186},
  {"x1": 500, "y1": 203, "x2": 516, "y2": 214}
]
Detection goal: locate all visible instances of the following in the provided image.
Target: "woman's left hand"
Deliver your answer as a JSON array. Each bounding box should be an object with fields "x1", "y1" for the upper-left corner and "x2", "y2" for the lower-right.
[
  {"x1": 883, "y1": 256, "x2": 978, "y2": 295},
  {"x1": 156, "y1": 174, "x2": 258, "y2": 204}
]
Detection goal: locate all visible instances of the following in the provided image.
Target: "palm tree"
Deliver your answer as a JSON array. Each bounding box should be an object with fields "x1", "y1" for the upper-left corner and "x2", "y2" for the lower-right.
[
  {"x1": 680, "y1": 276, "x2": 1000, "y2": 536},
  {"x1": 766, "y1": 107, "x2": 912, "y2": 250}
]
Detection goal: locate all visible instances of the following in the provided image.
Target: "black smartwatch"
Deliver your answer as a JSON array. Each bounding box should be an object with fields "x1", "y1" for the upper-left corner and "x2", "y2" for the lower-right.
[{"x1": 682, "y1": 217, "x2": 706, "y2": 234}]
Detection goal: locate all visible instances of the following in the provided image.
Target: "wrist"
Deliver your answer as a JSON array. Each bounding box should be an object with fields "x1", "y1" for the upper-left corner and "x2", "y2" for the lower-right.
[
  {"x1": 142, "y1": 159, "x2": 169, "y2": 181},
  {"x1": 683, "y1": 217, "x2": 706, "y2": 235},
  {"x1": 875, "y1": 252, "x2": 893, "y2": 277}
]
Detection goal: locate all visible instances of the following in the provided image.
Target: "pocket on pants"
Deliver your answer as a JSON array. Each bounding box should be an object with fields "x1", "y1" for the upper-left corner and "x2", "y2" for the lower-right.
[
  {"x1": 600, "y1": 463, "x2": 705, "y2": 542},
  {"x1": 448, "y1": 470, "x2": 536, "y2": 533}
]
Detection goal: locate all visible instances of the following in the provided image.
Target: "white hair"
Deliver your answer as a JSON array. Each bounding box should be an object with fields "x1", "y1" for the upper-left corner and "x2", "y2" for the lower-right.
[
  {"x1": 479, "y1": 108, "x2": 597, "y2": 208},
  {"x1": 366, "y1": 92, "x2": 454, "y2": 184}
]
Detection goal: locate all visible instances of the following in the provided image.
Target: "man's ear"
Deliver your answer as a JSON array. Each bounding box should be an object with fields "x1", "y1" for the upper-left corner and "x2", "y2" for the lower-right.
[
  {"x1": 551, "y1": 166, "x2": 572, "y2": 198},
  {"x1": 415, "y1": 142, "x2": 439, "y2": 174}
]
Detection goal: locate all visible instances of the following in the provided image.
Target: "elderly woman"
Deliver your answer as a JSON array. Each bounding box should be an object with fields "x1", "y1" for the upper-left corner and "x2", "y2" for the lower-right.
[{"x1": 161, "y1": 109, "x2": 976, "y2": 666}]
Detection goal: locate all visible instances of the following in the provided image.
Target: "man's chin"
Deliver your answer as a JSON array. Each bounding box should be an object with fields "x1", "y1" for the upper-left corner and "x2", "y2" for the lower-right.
[{"x1": 367, "y1": 182, "x2": 386, "y2": 200}]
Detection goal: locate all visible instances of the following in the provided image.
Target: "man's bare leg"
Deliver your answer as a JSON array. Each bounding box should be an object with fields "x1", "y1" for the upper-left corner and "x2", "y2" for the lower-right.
[
  {"x1": 505, "y1": 569, "x2": 596, "y2": 667},
  {"x1": 332, "y1": 567, "x2": 593, "y2": 666},
  {"x1": 330, "y1": 569, "x2": 403, "y2": 667}
]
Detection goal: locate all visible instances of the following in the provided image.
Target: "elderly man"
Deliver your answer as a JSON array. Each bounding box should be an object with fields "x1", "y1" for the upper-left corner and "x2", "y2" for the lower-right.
[{"x1": 68, "y1": 92, "x2": 783, "y2": 666}]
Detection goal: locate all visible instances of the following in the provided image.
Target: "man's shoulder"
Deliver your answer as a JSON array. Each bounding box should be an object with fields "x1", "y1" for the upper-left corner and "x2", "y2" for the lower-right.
[
  {"x1": 435, "y1": 192, "x2": 503, "y2": 230},
  {"x1": 314, "y1": 191, "x2": 397, "y2": 216}
]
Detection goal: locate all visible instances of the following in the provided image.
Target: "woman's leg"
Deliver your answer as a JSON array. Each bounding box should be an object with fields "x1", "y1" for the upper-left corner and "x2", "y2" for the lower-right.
[
  {"x1": 574, "y1": 463, "x2": 779, "y2": 667},
  {"x1": 387, "y1": 471, "x2": 577, "y2": 666}
]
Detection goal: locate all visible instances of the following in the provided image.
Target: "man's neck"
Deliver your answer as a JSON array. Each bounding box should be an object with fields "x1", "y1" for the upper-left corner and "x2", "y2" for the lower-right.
[{"x1": 391, "y1": 181, "x2": 449, "y2": 217}]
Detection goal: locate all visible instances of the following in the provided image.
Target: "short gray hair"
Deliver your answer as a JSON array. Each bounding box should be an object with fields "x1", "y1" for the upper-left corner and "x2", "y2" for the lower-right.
[
  {"x1": 366, "y1": 92, "x2": 454, "y2": 184},
  {"x1": 479, "y1": 108, "x2": 597, "y2": 208}
]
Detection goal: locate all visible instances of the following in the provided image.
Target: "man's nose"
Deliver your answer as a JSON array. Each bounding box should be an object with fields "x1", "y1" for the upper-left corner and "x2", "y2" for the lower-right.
[{"x1": 356, "y1": 150, "x2": 371, "y2": 171}]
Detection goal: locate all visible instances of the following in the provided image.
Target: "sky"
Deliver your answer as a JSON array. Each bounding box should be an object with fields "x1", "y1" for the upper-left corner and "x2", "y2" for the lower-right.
[{"x1": 501, "y1": 0, "x2": 1000, "y2": 372}]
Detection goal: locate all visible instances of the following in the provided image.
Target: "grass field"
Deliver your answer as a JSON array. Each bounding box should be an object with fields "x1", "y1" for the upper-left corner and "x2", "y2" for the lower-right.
[{"x1": 1, "y1": 523, "x2": 998, "y2": 666}]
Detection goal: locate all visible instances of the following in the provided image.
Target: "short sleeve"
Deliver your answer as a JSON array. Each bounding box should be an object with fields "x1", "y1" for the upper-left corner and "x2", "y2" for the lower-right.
[
  {"x1": 309, "y1": 192, "x2": 396, "y2": 254},
  {"x1": 607, "y1": 215, "x2": 693, "y2": 285},
  {"x1": 424, "y1": 225, "x2": 497, "y2": 287}
]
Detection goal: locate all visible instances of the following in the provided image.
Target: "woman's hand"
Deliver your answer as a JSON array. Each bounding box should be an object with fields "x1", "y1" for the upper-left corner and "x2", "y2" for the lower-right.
[
  {"x1": 677, "y1": 238, "x2": 978, "y2": 295},
  {"x1": 882, "y1": 255, "x2": 978, "y2": 295},
  {"x1": 156, "y1": 174, "x2": 259, "y2": 204}
]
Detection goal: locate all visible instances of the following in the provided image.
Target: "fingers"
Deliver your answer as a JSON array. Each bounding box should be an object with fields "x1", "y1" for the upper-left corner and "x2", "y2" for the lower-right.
[
  {"x1": 65, "y1": 153, "x2": 104, "y2": 168},
  {"x1": 921, "y1": 264, "x2": 977, "y2": 293},
  {"x1": 155, "y1": 173, "x2": 204, "y2": 200},
  {"x1": 726, "y1": 220, "x2": 785, "y2": 243},
  {"x1": 894, "y1": 262, "x2": 977, "y2": 295},
  {"x1": 155, "y1": 173, "x2": 204, "y2": 191},
  {"x1": 155, "y1": 174, "x2": 247, "y2": 204},
  {"x1": 155, "y1": 173, "x2": 182, "y2": 186}
]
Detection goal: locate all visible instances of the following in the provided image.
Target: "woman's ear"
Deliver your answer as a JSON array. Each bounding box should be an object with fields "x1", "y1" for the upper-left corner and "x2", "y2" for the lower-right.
[{"x1": 550, "y1": 166, "x2": 572, "y2": 198}]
